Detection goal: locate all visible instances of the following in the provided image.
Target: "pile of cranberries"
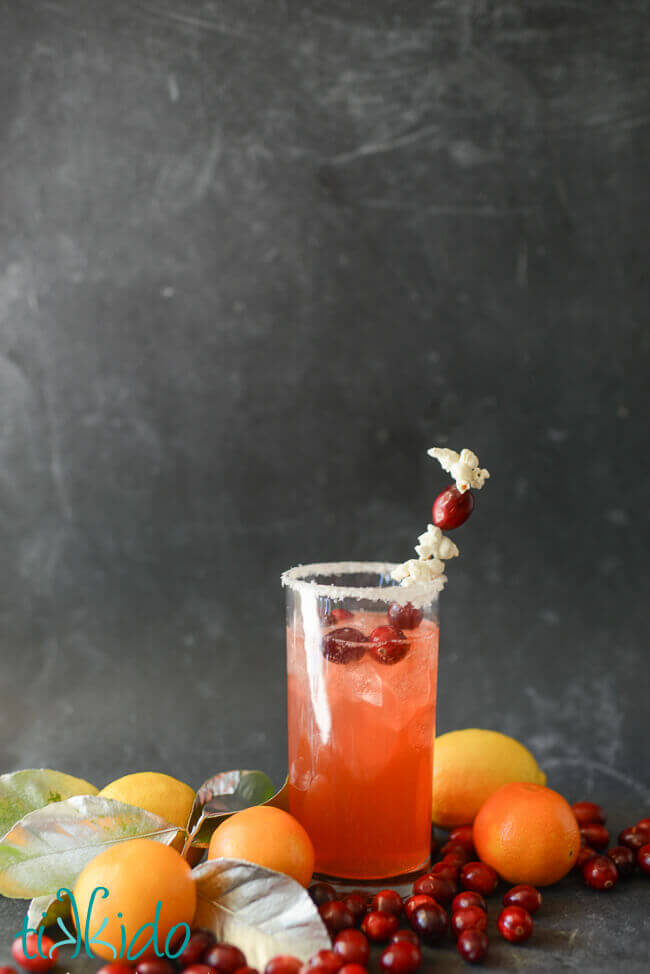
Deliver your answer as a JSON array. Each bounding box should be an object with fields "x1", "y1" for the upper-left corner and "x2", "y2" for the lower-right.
[
  {"x1": 572, "y1": 803, "x2": 650, "y2": 890},
  {"x1": 3, "y1": 803, "x2": 648, "y2": 974}
]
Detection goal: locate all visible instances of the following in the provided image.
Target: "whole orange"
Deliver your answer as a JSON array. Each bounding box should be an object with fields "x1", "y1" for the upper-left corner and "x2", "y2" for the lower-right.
[
  {"x1": 207, "y1": 805, "x2": 315, "y2": 887},
  {"x1": 73, "y1": 839, "x2": 196, "y2": 960},
  {"x1": 473, "y1": 782, "x2": 580, "y2": 886}
]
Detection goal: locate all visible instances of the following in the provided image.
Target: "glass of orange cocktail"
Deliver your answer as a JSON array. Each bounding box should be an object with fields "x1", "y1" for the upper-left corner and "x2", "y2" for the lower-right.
[{"x1": 282, "y1": 562, "x2": 439, "y2": 882}]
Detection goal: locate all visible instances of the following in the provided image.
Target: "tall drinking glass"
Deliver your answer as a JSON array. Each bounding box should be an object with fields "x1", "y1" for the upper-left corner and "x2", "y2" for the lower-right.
[{"x1": 282, "y1": 562, "x2": 440, "y2": 882}]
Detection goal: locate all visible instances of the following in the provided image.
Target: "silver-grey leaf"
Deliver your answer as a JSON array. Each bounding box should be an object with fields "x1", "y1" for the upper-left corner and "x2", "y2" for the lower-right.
[
  {"x1": 27, "y1": 891, "x2": 71, "y2": 930},
  {"x1": 0, "y1": 769, "x2": 97, "y2": 840},
  {"x1": 193, "y1": 858, "x2": 330, "y2": 967},
  {"x1": 0, "y1": 795, "x2": 181, "y2": 898}
]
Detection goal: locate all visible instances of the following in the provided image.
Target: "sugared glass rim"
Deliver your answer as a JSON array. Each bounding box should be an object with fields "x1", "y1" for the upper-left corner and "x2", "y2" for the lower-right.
[{"x1": 281, "y1": 561, "x2": 442, "y2": 607}]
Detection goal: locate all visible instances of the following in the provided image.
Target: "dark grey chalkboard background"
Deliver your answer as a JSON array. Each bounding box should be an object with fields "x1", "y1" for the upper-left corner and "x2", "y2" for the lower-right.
[{"x1": 0, "y1": 1, "x2": 649, "y2": 971}]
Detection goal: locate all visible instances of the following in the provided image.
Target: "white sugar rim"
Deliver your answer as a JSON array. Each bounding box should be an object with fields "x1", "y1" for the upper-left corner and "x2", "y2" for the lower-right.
[{"x1": 281, "y1": 561, "x2": 442, "y2": 607}]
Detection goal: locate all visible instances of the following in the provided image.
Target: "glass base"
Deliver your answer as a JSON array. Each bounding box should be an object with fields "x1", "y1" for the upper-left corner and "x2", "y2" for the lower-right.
[{"x1": 313, "y1": 855, "x2": 431, "y2": 895}]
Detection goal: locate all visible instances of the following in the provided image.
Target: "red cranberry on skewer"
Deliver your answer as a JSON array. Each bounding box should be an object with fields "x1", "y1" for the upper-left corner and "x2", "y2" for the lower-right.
[
  {"x1": 457, "y1": 929, "x2": 488, "y2": 964},
  {"x1": 432, "y1": 486, "x2": 474, "y2": 530},
  {"x1": 322, "y1": 628, "x2": 367, "y2": 665},
  {"x1": 498, "y1": 906, "x2": 533, "y2": 944},
  {"x1": 582, "y1": 855, "x2": 619, "y2": 890},
  {"x1": 387, "y1": 602, "x2": 423, "y2": 631},
  {"x1": 369, "y1": 625, "x2": 409, "y2": 665}
]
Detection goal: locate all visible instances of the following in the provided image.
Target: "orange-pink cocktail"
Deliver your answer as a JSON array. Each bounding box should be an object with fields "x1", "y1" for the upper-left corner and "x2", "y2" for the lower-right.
[{"x1": 283, "y1": 563, "x2": 439, "y2": 882}]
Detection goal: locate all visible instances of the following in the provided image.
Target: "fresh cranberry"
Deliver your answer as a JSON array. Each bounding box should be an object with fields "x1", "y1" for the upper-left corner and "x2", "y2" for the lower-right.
[
  {"x1": 432, "y1": 485, "x2": 474, "y2": 530},
  {"x1": 337, "y1": 967, "x2": 367, "y2": 974},
  {"x1": 404, "y1": 894, "x2": 437, "y2": 919},
  {"x1": 571, "y1": 801, "x2": 606, "y2": 825},
  {"x1": 379, "y1": 941, "x2": 421, "y2": 974},
  {"x1": 390, "y1": 930, "x2": 420, "y2": 946},
  {"x1": 498, "y1": 906, "x2": 533, "y2": 944},
  {"x1": 582, "y1": 855, "x2": 619, "y2": 890},
  {"x1": 178, "y1": 930, "x2": 216, "y2": 966},
  {"x1": 205, "y1": 947, "x2": 247, "y2": 974},
  {"x1": 0, "y1": 966, "x2": 19, "y2": 974},
  {"x1": 264, "y1": 958, "x2": 302, "y2": 974},
  {"x1": 502, "y1": 885, "x2": 542, "y2": 913},
  {"x1": 306, "y1": 951, "x2": 341, "y2": 972},
  {"x1": 452, "y1": 891, "x2": 486, "y2": 913},
  {"x1": 11, "y1": 936, "x2": 58, "y2": 973},
  {"x1": 449, "y1": 825, "x2": 475, "y2": 851},
  {"x1": 430, "y1": 829, "x2": 439, "y2": 856},
  {"x1": 408, "y1": 903, "x2": 448, "y2": 945},
  {"x1": 636, "y1": 817, "x2": 650, "y2": 835},
  {"x1": 333, "y1": 930, "x2": 369, "y2": 967},
  {"x1": 387, "y1": 602, "x2": 423, "y2": 630},
  {"x1": 450, "y1": 906, "x2": 487, "y2": 940},
  {"x1": 412, "y1": 873, "x2": 455, "y2": 906},
  {"x1": 369, "y1": 625, "x2": 409, "y2": 665},
  {"x1": 322, "y1": 628, "x2": 367, "y2": 665},
  {"x1": 309, "y1": 882, "x2": 338, "y2": 906},
  {"x1": 320, "y1": 901, "x2": 355, "y2": 933},
  {"x1": 457, "y1": 929, "x2": 488, "y2": 964},
  {"x1": 183, "y1": 966, "x2": 218, "y2": 974},
  {"x1": 371, "y1": 890, "x2": 403, "y2": 917},
  {"x1": 361, "y1": 910, "x2": 399, "y2": 942},
  {"x1": 306, "y1": 967, "x2": 337, "y2": 974},
  {"x1": 135, "y1": 962, "x2": 175, "y2": 974},
  {"x1": 619, "y1": 826, "x2": 648, "y2": 852},
  {"x1": 234, "y1": 968, "x2": 259, "y2": 974},
  {"x1": 460, "y1": 862, "x2": 498, "y2": 896},
  {"x1": 638, "y1": 844, "x2": 650, "y2": 875},
  {"x1": 607, "y1": 845, "x2": 636, "y2": 877},
  {"x1": 342, "y1": 892, "x2": 369, "y2": 925},
  {"x1": 440, "y1": 842, "x2": 472, "y2": 863},
  {"x1": 574, "y1": 845, "x2": 598, "y2": 869},
  {"x1": 97, "y1": 967, "x2": 133, "y2": 974},
  {"x1": 330, "y1": 608, "x2": 353, "y2": 622},
  {"x1": 580, "y1": 824, "x2": 609, "y2": 850},
  {"x1": 431, "y1": 861, "x2": 460, "y2": 881}
]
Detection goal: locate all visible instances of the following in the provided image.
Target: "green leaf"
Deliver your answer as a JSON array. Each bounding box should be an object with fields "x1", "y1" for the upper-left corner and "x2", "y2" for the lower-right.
[
  {"x1": 193, "y1": 858, "x2": 329, "y2": 966},
  {"x1": 187, "y1": 771, "x2": 276, "y2": 851},
  {"x1": 27, "y1": 891, "x2": 71, "y2": 930},
  {"x1": 0, "y1": 795, "x2": 181, "y2": 898},
  {"x1": 0, "y1": 769, "x2": 97, "y2": 840}
]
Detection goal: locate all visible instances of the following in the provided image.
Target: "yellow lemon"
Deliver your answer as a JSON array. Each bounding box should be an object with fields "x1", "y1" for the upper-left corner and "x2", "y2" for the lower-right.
[
  {"x1": 432, "y1": 729, "x2": 546, "y2": 828},
  {"x1": 99, "y1": 772, "x2": 195, "y2": 831}
]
